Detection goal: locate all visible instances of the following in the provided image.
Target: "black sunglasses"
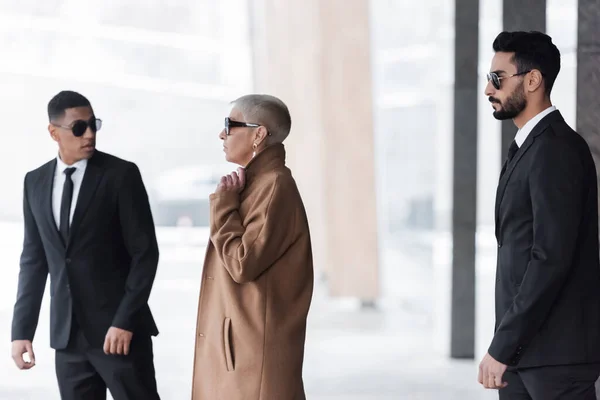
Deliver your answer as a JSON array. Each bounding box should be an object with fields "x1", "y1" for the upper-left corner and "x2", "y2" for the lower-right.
[
  {"x1": 224, "y1": 117, "x2": 270, "y2": 136},
  {"x1": 487, "y1": 70, "x2": 531, "y2": 90},
  {"x1": 52, "y1": 117, "x2": 102, "y2": 137}
]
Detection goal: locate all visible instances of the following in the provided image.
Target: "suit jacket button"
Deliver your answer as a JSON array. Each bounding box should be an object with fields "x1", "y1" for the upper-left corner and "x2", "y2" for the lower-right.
[{"x1": 66, "y1": 258, "x2": 71, "y2": 264}]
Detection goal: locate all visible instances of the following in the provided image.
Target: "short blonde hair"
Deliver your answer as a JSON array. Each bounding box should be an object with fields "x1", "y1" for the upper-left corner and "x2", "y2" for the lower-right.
[{"x1": 231, "y1": 94, "x2": 292, "y2": 142}]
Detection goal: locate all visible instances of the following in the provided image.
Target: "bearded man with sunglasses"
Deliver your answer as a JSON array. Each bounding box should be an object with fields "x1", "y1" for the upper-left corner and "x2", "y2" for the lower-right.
[
  {"x1": 477, "y1": 31, "x2": 600, "y2": 399},
  {"x1": 10, "y1": 90, "x2": 161, "y2": 400}
]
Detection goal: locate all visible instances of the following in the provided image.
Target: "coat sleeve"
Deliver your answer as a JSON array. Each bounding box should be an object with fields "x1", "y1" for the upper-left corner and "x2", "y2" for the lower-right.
[
  {"x1": 11, "y1": 173, "x2": 49, "y2": 341},
  {"x1": 488, "y1": 136, "x2": 586, "y2": 365},
  {"x1": 209, "y1": 176, "x2": 297, "y2": 284},
  {"x1": 112, "y1": 163, "x2": 160, "y2": 332}
]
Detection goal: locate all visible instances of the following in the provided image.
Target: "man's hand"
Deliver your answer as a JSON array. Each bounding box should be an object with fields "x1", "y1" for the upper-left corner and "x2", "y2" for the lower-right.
[
  {"x1": 103, "y1": 327, "x2": 133, "y2": 355},
  {"x1": 216, "y1": 168, "x2": 246, "y2": 194},
  {"x1": 478, "y1": 352, "x2": 508, "y2": 389},
  {"x1": 11, "y1": 340, "x2": 35, "y2": 370}
]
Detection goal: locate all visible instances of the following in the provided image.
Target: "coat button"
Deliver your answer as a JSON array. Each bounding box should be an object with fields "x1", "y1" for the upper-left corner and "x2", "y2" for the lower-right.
[
  {"x1": 66, "y1": 258, "x2": 71, "y2": 264},
  {"x1": 198, "y1": 333, "x2": 205, "y2": 338},
  {"x1": 207, "y1": 276, "x2": 214, "y2": 280}
]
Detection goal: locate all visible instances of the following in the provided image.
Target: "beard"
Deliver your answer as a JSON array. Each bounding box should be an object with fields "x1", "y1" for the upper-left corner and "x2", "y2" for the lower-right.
[{"x1": 490, "y1": 84, "x2": 527, "y2": 120}]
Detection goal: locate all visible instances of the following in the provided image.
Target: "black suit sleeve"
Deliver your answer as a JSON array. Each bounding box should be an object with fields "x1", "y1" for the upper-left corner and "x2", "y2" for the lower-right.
[
  {"x1": 11, "y1": 173, "x2": 49, "y2": 341},
  {"x1": 111, "y1": 163, "x2": 159, "y2": 332},
  {"x1": 488, "y1": 135, "x2": 586, "y2": 364}
]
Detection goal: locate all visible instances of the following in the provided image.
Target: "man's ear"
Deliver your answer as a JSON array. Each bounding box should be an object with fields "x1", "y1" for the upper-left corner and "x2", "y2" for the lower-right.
[
  {"x1": 48, "y1": 124, "x2": 59, "y2": 142},
  {"x1": 527, "y1": 69, "x2": 544, "y2": 93}
]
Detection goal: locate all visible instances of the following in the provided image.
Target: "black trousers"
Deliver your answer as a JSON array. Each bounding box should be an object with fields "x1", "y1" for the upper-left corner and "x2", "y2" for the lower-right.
[
  {"x1": 499, "y1": 363, "x2": 600, "y2": 400},
  {"x1": 55, "y1": 319, "x2": 160, "y2": 400}
]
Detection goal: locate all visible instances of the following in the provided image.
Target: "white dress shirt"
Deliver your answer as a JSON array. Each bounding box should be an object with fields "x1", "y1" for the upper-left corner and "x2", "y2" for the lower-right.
[
  {"x1": 514, "y1": 105, "x2": 557, "y2": 147},
  {"x1": 52, "y1": 155, "x2": 88, "y2": 229}
]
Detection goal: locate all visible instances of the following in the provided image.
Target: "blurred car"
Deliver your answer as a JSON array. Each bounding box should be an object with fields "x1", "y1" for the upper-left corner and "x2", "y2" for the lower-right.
[{"x1": 150, "y1": 164, "x2": 230, "y2": 227}]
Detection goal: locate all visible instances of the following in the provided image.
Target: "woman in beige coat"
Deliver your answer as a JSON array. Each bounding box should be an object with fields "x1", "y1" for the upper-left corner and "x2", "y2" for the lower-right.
[{"x1": 191, "y1": 94, "x2": 314, "y2": 400}]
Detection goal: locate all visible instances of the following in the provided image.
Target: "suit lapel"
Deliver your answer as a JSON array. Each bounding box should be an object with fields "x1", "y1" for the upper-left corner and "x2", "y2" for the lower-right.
[
  {"x1": 68, "y1": 151, "x2": 104, "y2": 248},
  {"x1": 494, "y1": 111, "x2": 564, "y2": 239},
  {"x1": 494, "y1": 137, "x2": 535, "y2": 224},
  {"x1": 40, "y1": 159, "x2": 65, "y2": 248}
]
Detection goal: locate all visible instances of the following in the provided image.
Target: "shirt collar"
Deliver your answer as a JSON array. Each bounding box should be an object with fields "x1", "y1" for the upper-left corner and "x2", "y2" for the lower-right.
[
  {"x1": 56, "y1": 154, "x2": 88, "y2": 174},
  {"x1": 514, "y1": 105, "x2": 557, "y2": 147}
]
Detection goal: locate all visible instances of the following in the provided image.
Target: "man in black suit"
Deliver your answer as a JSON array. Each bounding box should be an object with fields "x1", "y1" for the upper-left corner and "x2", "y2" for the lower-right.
[
  {"x1": 477, "y1": 31, "x2": 600, "y2": 399},
  {"x1": 10, "y1": 90, "x2": 161, "y2": 400}
]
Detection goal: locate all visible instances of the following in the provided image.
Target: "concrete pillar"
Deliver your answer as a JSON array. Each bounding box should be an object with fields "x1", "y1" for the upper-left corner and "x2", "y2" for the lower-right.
[
  {"x1": 576, "y1": 1, "x2": 600, "y2": 394},
  {"x1": 450, "y1": 0, "x2": 479, "y2": 359},
  {"x1": 577, "y1": 0, "x2": 600, "y2": 196},
  {"x1": 249, "y1": 0, "x2": 379, "y2": 300},
  {"x1": 501, "y1": 0, "x2": 546, "y2": 159}
]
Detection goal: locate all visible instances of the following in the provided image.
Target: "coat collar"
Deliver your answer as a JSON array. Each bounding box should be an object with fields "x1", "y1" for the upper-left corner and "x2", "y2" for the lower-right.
[
  {"x1": 244, "y1": 143, "x2": 286, "y2": 180},
  {"x1": 514, "y1": 106, "x2": 557, "y2": 147}
]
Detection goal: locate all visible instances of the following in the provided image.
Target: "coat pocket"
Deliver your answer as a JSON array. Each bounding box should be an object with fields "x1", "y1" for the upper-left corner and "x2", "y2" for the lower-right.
[{"x1": 223, "y1": 317, "x2": 235, "y2": 372}]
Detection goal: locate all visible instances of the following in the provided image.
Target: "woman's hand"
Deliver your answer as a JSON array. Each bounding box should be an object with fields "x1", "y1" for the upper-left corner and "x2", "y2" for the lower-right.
[{"x1": 216, "y1": 167, "x2": 246, "y2": 194}]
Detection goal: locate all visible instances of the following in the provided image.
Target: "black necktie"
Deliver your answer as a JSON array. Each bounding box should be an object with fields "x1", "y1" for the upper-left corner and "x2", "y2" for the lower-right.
[
  {"x1": 507, "y1": 140, "x2": 519, "y2": 162},
  {"x1": 60, "y1": 167, "x2": 76, "y2": 244},
  {"x1": 500, "y1": 140, "x2": 519, "y2": 177}
]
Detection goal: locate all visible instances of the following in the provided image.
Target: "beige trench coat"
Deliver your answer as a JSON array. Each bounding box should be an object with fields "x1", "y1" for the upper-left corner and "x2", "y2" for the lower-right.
[{"x1": 191, "y1": 144, "x2": 314, "y2": 400}]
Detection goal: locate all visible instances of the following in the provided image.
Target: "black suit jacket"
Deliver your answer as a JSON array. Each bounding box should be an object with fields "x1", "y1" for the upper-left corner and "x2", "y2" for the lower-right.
[
  {"x1": 490, "y1": 110, "x2": 600, "y2": 368},
  {"x1": 11, "y1": 150, "x2": 159, "y2": 350}
]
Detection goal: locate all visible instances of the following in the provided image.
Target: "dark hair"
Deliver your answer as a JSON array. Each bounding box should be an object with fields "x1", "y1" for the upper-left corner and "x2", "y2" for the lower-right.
[
  {"x1": 492, "y1": 31, "x2": 561, "y2": 95},
  {"x1": 47, "y1": 90, "x2": 93, "y2": 121}
]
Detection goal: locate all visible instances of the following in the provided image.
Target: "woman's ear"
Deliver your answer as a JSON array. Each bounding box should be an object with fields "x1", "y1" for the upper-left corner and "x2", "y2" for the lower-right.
[{"x1": 254, "y1": 126, "x2": 269, "y2": 145}]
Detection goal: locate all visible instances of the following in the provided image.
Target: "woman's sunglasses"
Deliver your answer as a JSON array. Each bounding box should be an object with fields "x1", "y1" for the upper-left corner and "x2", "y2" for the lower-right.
[
  {"x1": 224, "y1": 117, "x2": 271, "y2": 136},
  {"x1": 52, "y1": 117, "x2": 102, "y2": 137},
  {"x1": 224, "y1": 117, "x2": 260, "y2": 136},
  {"x1": 487, "y1": 70, "x2": 531, "y2": 90}
]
